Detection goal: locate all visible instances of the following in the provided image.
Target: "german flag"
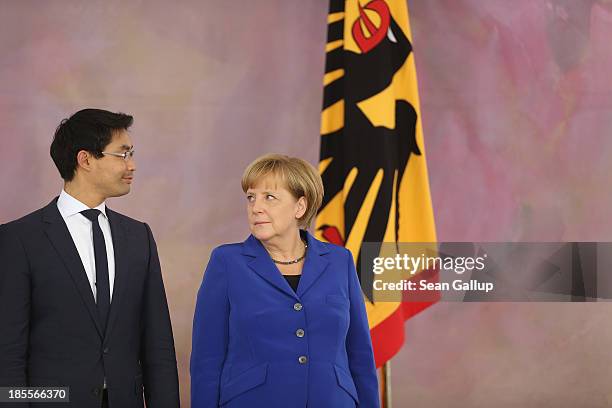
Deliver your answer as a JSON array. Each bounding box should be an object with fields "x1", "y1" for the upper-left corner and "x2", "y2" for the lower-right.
[{"x1": 316, "y1": 0, "x2": 437, "y2": 369}]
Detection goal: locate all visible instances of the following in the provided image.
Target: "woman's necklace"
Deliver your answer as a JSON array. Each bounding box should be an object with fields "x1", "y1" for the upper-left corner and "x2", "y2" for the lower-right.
[{"x1": 270, "y1": 241, "x2": 308, "y2": 265}]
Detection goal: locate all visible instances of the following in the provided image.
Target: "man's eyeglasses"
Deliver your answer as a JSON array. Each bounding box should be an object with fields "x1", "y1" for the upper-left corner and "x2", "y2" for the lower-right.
[{"x1": 101, "y1": 149, "x2": 135, "y2": 161}]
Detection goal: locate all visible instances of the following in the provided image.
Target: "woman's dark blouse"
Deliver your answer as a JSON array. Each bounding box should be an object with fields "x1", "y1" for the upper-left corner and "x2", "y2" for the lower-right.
[{"x1": 283, "y1": 274, "x2": 301, "y2": 292}]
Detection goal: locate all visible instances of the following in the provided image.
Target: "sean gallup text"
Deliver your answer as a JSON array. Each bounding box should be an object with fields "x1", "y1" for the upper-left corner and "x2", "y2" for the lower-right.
[{"x1": 373, "y1": 279, "x2": 494, "y2": 293}]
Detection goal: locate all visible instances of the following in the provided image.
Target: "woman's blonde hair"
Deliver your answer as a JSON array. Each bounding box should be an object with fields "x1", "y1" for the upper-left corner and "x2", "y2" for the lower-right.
[{"x1": 241, "y1": 154, "x2": 324, "y2": 229}]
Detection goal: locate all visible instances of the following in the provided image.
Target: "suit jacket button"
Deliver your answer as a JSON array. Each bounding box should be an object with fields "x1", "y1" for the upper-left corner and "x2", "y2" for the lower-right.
[
  {"x1": 295, "y1": 329, "x2": 305, "y2": 338},
  {"x1": 103, "y1": 347, "x2": 109, "y2": 354},
  {"x1": 293, "y1": 302, "x2": 303, "y2": 311},
  {"x1": 298, "y1": 355, "x2": 308, "y2": 364},
  {"x1": 92, "y1": 387, "x2": 100, "y2": 396}
]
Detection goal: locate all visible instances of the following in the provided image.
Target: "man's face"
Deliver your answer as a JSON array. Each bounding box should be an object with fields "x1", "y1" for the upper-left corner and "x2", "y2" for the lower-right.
[{"x1": 89, "y1": 129, "x2": 135, "y2": 199}]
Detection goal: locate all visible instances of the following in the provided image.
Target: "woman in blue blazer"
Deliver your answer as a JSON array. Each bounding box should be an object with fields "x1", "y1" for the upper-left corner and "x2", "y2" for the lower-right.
[{"x1": 191, "y1": 154, "x2": 379, "y2": 407}]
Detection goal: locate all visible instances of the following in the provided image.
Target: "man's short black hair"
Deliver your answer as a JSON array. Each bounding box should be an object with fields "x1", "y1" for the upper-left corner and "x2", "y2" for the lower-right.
[{"x1": 50, "y1": 108, "x2": 133, "y2": 181}]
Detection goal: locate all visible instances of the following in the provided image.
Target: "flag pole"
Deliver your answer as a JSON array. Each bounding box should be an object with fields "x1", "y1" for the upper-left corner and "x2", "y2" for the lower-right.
[{"x1": 381, "y1": 361, "x2": 392, "y2": 408}]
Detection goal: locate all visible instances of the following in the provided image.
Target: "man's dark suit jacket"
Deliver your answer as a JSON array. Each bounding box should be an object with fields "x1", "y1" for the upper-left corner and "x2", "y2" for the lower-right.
[{"x1": 0, "y1": 198, "x2": 180, "y2": 407}]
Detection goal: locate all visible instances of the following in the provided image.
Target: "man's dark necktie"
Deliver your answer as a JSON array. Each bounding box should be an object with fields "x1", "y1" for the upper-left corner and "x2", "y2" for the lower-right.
[{"x1": 80, "y1": 209, "x2": 110, "y2": 333}]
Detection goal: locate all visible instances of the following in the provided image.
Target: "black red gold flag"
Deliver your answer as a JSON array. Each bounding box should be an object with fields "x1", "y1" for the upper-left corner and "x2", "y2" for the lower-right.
[{"x1": 316, "y1": 0, "x2": 438, "y2": 368}]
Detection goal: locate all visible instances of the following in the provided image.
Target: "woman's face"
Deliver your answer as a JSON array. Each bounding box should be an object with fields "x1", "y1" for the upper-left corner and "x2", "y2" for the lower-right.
[{"x1": 246, "y1": 175, "x2": 306, "y2": 243}]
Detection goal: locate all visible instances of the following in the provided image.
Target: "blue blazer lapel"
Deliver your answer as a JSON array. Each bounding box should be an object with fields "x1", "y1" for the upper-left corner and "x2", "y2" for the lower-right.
[
  {"x1": 296, "y1": 232, "x2": 330, "y2": 297},
  {"x1": 242, "y1": 235, "x2": 297, "y2": 299},
  {"x1": 42, "y1": 199, "x2": 104, "y2": 338},
  {"x1": 103, "y1": 208, "x2": 128, "y2": 342}
]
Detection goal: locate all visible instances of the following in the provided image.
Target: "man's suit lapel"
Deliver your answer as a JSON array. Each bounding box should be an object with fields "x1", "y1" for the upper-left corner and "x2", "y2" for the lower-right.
[
  {"x1": 42, "y1": 198, "x2": 104, "y2": 338},
  {"x1": 103, "y1": 208, "x2": 128, "y2": 343}
]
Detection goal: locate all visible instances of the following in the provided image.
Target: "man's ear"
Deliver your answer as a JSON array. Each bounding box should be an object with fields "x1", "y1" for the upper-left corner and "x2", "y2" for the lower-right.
[{"x1": 75, "y1": 150, "x2": 93, "y2": 173}]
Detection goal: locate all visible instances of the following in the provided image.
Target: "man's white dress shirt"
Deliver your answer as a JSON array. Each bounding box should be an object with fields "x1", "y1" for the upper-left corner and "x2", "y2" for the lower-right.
[{"x1": 57, "y1": 189, "x2": 115, "y2": 302}]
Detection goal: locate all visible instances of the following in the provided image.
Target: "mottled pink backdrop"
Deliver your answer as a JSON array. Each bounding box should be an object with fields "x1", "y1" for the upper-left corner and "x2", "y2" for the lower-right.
[{"x1": 1, "y1": 1, "x2": 611, "y2": 406}]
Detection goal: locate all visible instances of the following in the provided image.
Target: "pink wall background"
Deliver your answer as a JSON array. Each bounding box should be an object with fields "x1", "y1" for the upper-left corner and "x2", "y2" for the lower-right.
[{"x1": 1, "y1": 1, "x2": 611, "y2": 406}]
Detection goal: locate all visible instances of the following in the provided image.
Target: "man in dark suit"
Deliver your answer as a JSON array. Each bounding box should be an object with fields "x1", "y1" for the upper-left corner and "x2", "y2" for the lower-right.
[{"x1": 0, "y1": 109, "x2": 180, "y2": 407}]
